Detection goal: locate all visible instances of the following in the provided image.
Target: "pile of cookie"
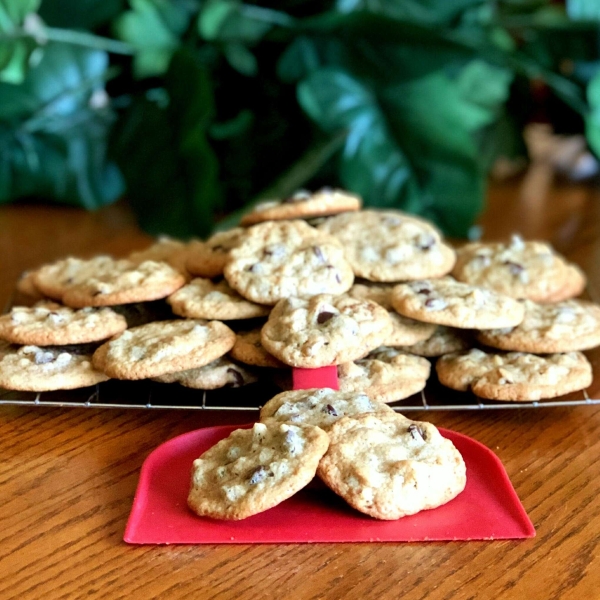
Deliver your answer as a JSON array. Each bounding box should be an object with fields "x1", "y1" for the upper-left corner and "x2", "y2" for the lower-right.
[
  {"x1": 187, "y1": 388, "x2": 466, "y2": 520},
  {"x1": 0, "y1": 186, "x2": 598, "y2": 404}
]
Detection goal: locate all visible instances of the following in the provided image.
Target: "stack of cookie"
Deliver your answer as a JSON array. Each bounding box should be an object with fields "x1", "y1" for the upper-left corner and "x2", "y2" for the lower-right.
[
  {"x1": 433, "y1": 238, "x2": 597, "y2": 401},
  {"x1": 0, "y1": 188, "x2": 597, "y2": 404},
  {"x1": 187, "y1": 388, "x2": 466, "y2": 520}
]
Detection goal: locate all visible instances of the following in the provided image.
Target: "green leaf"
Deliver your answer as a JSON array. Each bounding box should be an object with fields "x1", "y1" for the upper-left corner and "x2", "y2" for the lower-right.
[
  {"x1": 113, "y1": 50, "x2": 221, "y2": 237},
  {"x1": 209, "y1": 109, "x2": 253, "y2": 140},
  {"x1": 0, "y1": 0, "x2": 39, "y2": 26},
  {"x1": 223, "y1": 41, "x2": 257, "y2": 76},
  {"x1": 335, "y1": 0, "x2": 487, "y2": 26},
  {"x1": 0, "y1": 43, "x2": 123, "y2": 208},
  {"x1": 585, "y1": 71, "x2": 600, "y2": 157},
  {"x1": 279, "y1": 12, "x2": 481, "y2": 86},
  {"x1": 113, "y1": 0, "x2": 194, "y2": 78},
  {"x1": 567, "y1": 0, "x2": 600, "y2": 21},
  {"x1": 298, "y1": 68, "x2": 418, "y2": 209},
  {"x1": 383, "y1": 61, "x2": 512, "y2": 233},
  {"x1": 198, "y1": 0, "x2": 293, "y2": 43},
  {"x1": 276, "y1": 35, "x2": 320, "y2": 83},
  {"x1": 0, "y1": 42, "x2": 110, "y2": 122},
  {"x1": 298, "y1": 61, "x2": 512, "y2": 236},
  {"x1": 0, "y1": 0, "x2": 41, "y2": 83},
  {"x1": 39, "y1": 0, "x2": 125, "y2": 29}
]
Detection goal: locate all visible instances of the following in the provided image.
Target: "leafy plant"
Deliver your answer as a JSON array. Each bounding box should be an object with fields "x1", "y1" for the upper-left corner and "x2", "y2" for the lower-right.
[{"x1": 0, "y1": 0, "x2": 599, "y2": 237}]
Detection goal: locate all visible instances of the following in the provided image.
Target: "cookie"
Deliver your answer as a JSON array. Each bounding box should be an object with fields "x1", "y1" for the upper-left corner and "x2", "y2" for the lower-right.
[
  {"x1": 0, "y1": 303, "x2": 127, "y2": 346},
  {"x1": 544, "y1": 264, "x2": 587, "y2": 302},
  {"x1": 349, "y1": 283, "x2": 437, "y2": 345},
  {"x1": 92, "y1": 319, "x2": 235, "y2": 380},
  {"x1": 452, "y1": 235, "x2": 586, "y2": 302},
  {"x1": 260, "y1": 388, "x2": 393, "y2": 430},
  {"x1": 128, "y1": 236, "x2": 192, "y2": 279},
  {"x1": 337, "y1": 352, "x2": 431, "y2": 403},
  {"x1": 317, "y1": 412, "x2": 466, "y2": 520},
  {"x1": 317, "y1": 210, "x2": 456, "y2": 282},
  {"x1": 15, "y1": 271, "x2": 45, "y2": 301},
  {"x1": 394, "y1": 326, "x2": 473, "y2": 357},
  {"x1": 436, "y1": 348, "x2": 593, "y2": 401},
  {"x1": 186, "y1": 228, "x2": 247, "y2": 279},
  {"x1": 167, "y1": 278, "x2": 270, "y2": 320},
  {"x1": 391, "y1": 277, "x2": 525, "y2": 329},
  {"x1": 260, "y1": 294, "x2": 393, "y2": 368},
  {"x1": 153, "y1": 356, "x2": 257, "y2": 389},
  {"x1": 229, "y1": 328, "x2": 286, "y2": 368},
  {"x1": 32, "y1": 255, "x2": 115, "y2": 301},
  {"x1": 240, "y1": 188, "x2": 361, "y2": 226},
  {"x1": 224, "y1": 220, "x2": 354, "y2": 305},
  {"x1": 61, "y1": 259, "x2": 186, "y2": 307},
  {"x1": 476, "y1": 299, "x2": 600, "y2": 353},
  {"x1": 0, "y1": 344, "x2": 109, "y2": 391},
  {"x1": 188, "y1": 421, "x2": 329, "y2": 520}
]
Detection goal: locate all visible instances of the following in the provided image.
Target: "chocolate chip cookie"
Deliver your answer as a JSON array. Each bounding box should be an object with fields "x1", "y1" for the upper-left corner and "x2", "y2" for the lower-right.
[
  {"x1": 259, "y1": 388, "x2": 394, "y2": 430},
  {"x1": 261, "y1": 294, "x2": 392, "y2": 368},
  {"x1": 224, "y1": 220, "x2": 354, "y2": 305},
  {"x1": 436, "y1": 348, "x2": 593, "y2": 401},
  {"x1": 391, "y1": 277, "x2": 525, "y2": 329},
  {"x1": 317, "y1": 412, "x2": 466, "y2": 520},
  {"x1": 188, "y1": 421, "x2": 329, "y2": 520},
  {"x1": 92, "y1": 319, "x2": 235, "y2": 379},
  {"x1": 318, "y1": 210, "x2": 456, "y2": 282},
  {"x1": 240, "y1": 187, "x2": 361, "y2": 226}
]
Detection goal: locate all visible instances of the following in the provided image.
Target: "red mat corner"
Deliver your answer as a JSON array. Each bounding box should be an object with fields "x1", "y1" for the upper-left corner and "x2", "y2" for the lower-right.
[{"x1": 124, "y1": 424, "x2": 535, "y2": 544}]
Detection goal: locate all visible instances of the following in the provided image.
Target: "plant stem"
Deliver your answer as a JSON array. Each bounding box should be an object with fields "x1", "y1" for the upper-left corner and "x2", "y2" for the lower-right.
[
  {"x1": 43, "y1": 27, "x2": 135, "y2": 55},
  {"x1": 0, "y1": 27, "x2": 135, "y2": 55},
  {"x1": 214, "y1": 129, "x2": 347, "y2": 232}
]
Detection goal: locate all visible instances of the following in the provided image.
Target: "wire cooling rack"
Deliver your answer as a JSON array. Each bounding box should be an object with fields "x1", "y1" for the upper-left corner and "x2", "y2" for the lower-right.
[
  {"x1": 1, "y1": 361, "x2": 598, "y2": 412},
  {"x1": 2, "y1": 291, "x2": 599, "y2": 413}
]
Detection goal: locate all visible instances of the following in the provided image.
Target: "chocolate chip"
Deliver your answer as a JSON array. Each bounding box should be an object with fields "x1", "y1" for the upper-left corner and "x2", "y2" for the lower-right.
[
  {"x1": 245, "y1": 264, "x2": 256, "y2": 272},
  {"x1": 227, "y1": 368, "x2": 244, "y2": 387},
  {"x1": 313, "y1": 246, "x2": 325, "y2": 262},
  {"x1": 416, "y1": 287, "x2": 431, "y2": 295},
  {"x1": 424, "y1": 298, "x2": 446, "y2": 310},
  {"x1": 324, "y1": 404, "x2": 338, "y2": 416},
  {"x1": 504, "y1": 260, "x2": 524, "y2": 276},
  {"x1": 34, "y1": 351, "x2": 55, "y2": 365},
  {"x1": 408, "y1": 424, "x2": 426, "y2": 441},
  {"x1": 317, "y1": 311, "x2": 335, "y2": 324},
  {"x1": 325, "y1": 265, "x2": 341, "y2": 283},
  {"x1": 383, "y1": 216, "x2": 402, "y2": 226},
  {"x1": 282, "y1": 189, "x2": 310, "y2": 203},
  {"x1": 263, "y1": 244, "x2": 285, "y2": 259},
  {"x1": 283, "y1": 429, "x2": 301, "y2": 454},
  {"x1": 416, "y1": 234, "x2": 435, "y2": 251},
  {"x1": 249, "y1": 466, "x2": 269, "y2": 484}
]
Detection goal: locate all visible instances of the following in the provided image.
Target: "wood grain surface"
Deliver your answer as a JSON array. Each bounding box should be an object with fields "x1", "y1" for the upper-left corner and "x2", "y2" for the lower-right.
[{"x1": 1, "y1": 169, "x2": 600, "y2": 599}]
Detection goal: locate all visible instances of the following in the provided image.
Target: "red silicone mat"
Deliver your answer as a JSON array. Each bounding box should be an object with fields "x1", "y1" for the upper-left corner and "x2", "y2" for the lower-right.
[
  {"x1": 124, "y1": 424, "x2": 535, "y2": 544},
  {"x1": 292, "y1": 365, "x2": 339, "y2": 391}
]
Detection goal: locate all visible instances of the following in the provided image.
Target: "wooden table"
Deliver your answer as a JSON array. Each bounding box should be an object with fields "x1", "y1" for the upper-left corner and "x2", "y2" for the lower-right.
[{"x1": 1, "y1": 170, "x2": 600, "y2": 599}]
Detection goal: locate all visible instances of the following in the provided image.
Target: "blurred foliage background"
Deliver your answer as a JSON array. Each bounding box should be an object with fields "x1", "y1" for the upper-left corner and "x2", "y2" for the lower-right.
[{"x1": 1, "y1": 0, "x2": 600, "y2": 238}]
